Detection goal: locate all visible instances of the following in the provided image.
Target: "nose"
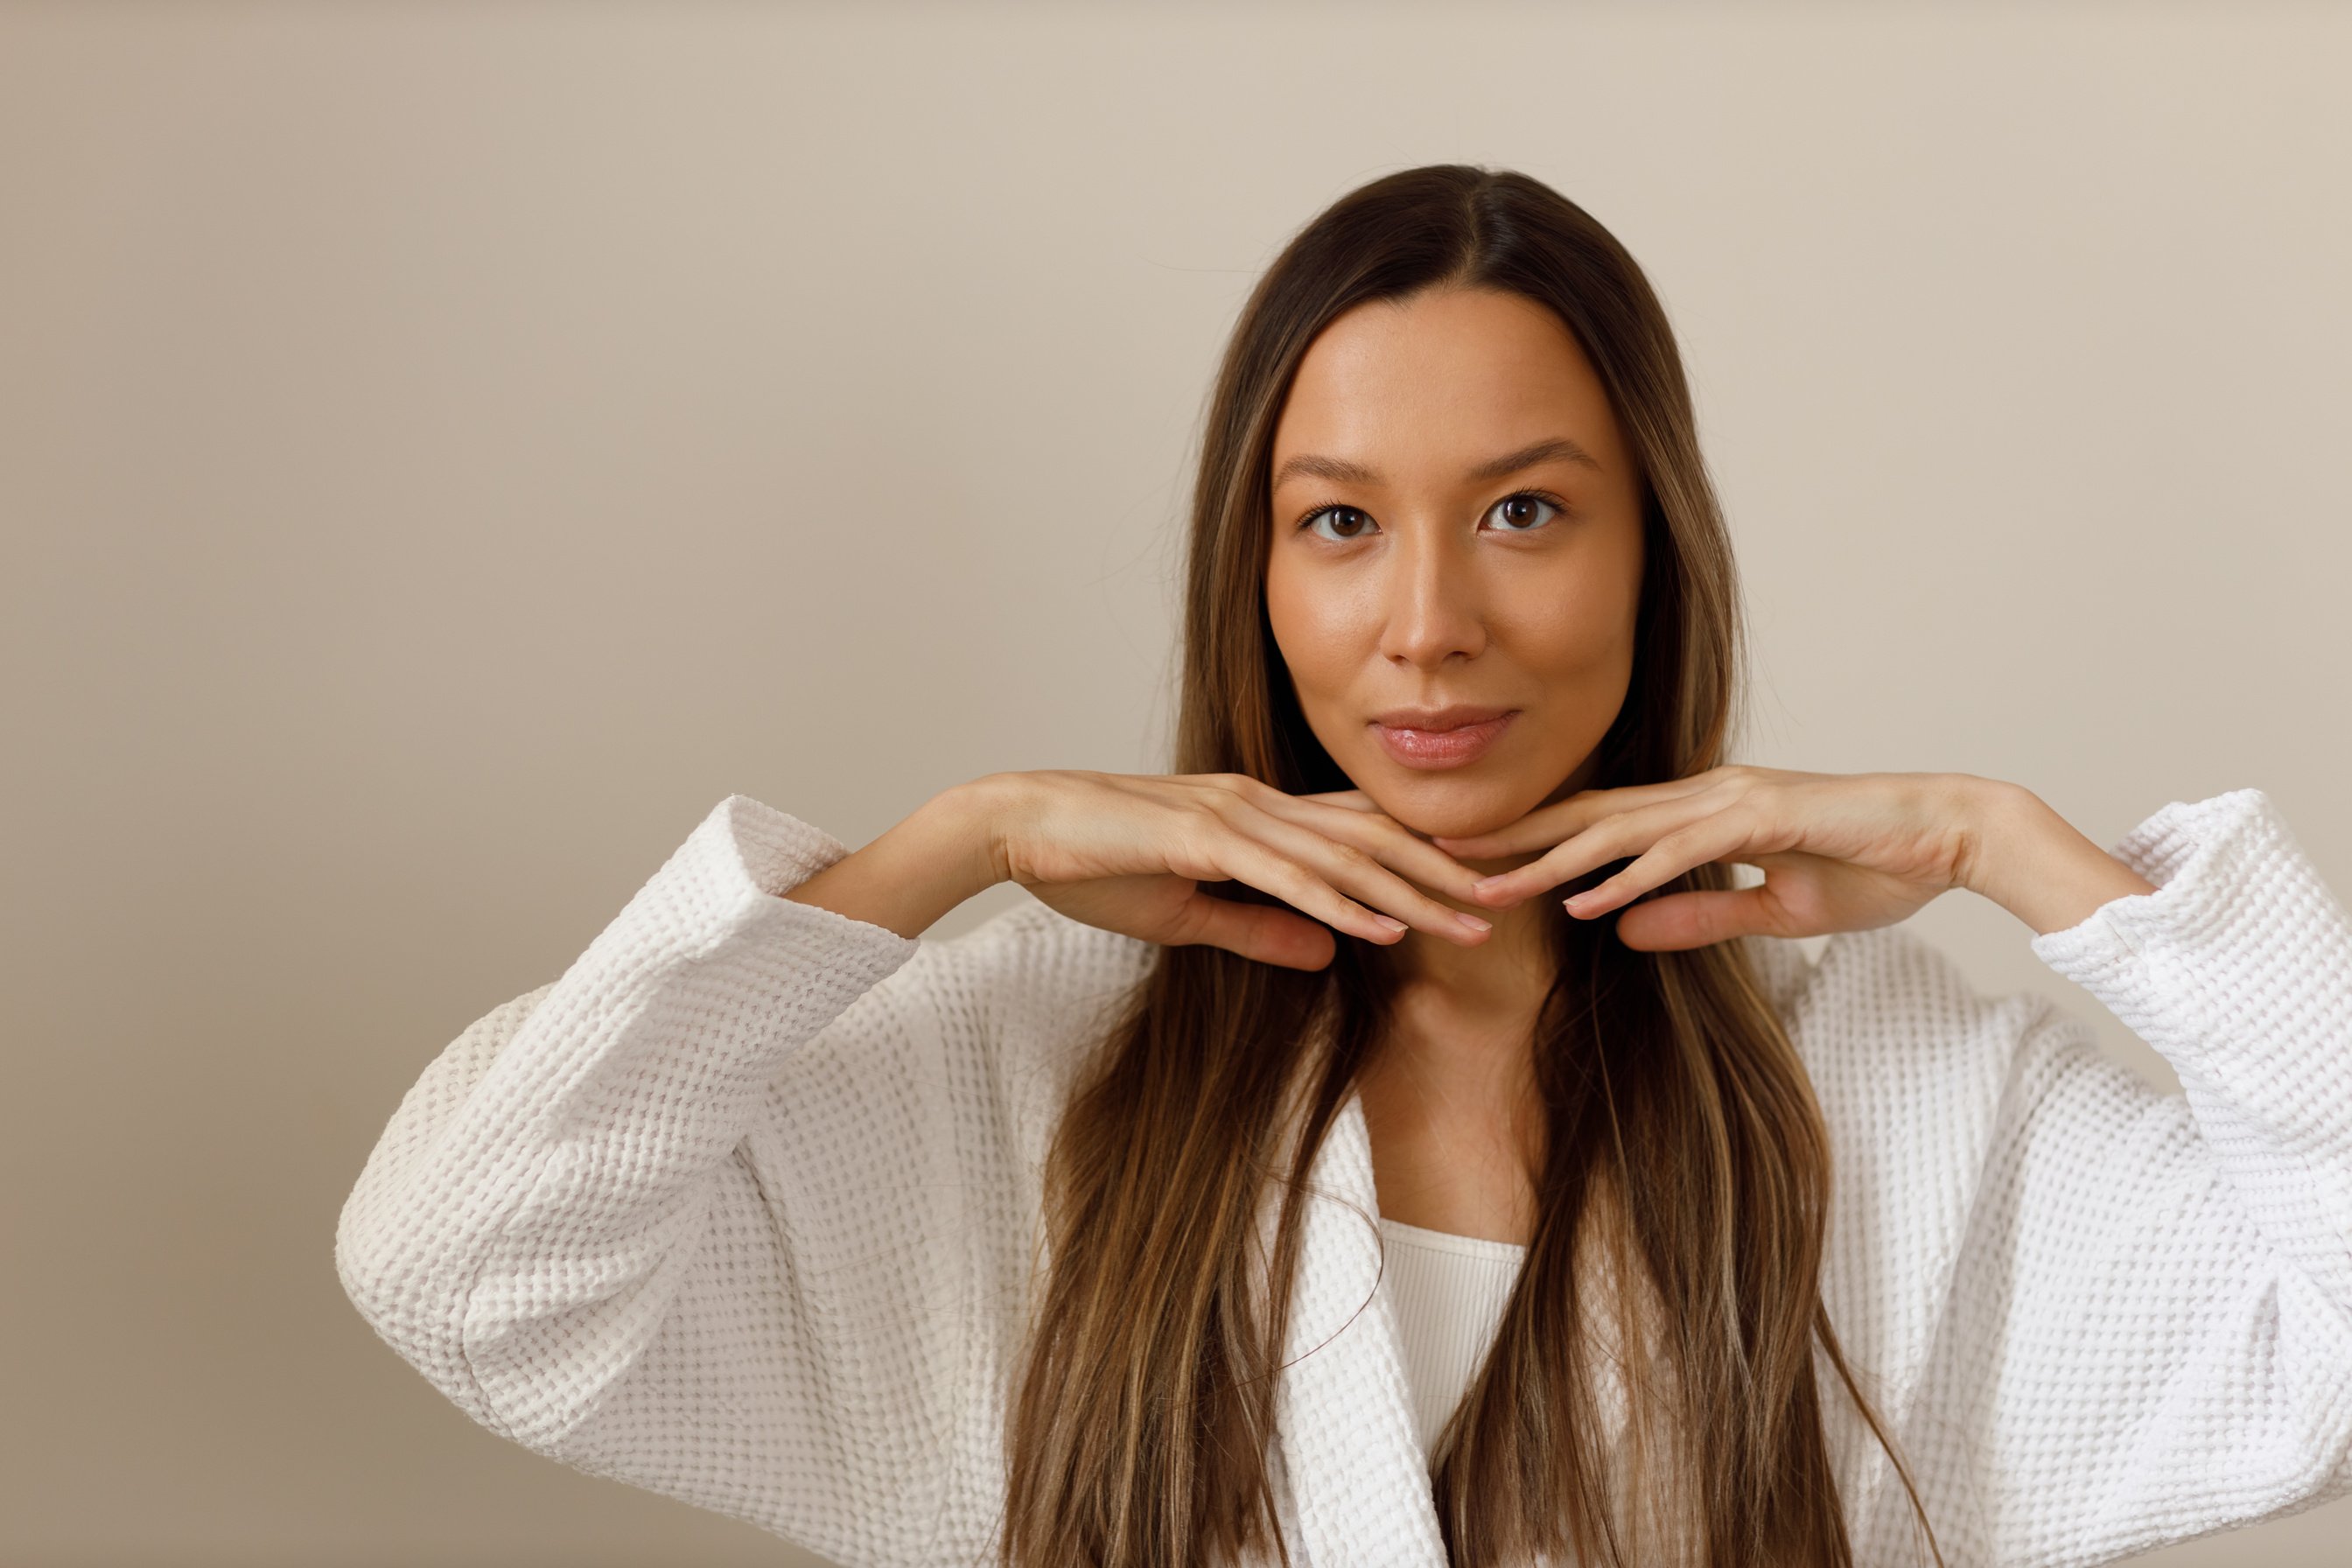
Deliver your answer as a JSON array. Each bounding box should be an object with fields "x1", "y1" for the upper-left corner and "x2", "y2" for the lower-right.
[{"x1": 1376, "y1": 522, "x2": 1486, "y2": 671}]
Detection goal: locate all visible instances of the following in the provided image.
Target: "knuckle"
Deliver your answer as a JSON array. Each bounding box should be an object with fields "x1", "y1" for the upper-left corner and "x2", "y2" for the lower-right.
[
  {"x1": 1264, "y1": 852, "x2": 1314, "y2": 893},
  {"x1": 1582, "y1": 821, "x2": 1629, "y2": 856},
  {"x1": 1193, "y1": 792, "x2": 1237, "y2": 824}
]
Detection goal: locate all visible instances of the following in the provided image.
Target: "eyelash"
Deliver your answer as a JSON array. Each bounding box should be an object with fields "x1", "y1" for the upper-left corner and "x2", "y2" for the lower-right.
[{"x1": 1294, "y1": 488, "x2": 1571, "y2": 542}]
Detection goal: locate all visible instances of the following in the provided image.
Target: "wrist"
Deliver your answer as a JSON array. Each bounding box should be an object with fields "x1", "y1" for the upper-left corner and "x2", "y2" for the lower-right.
[
  {"x1": 918, "y1": 774, "x2": 1026, "y2": 898},
  {"x1": 779, "y1": 778, "x2": 1013, "y2": 939},
  {"x1": 1961, "y1": 780, "x2": 2160, "y2": 936},
  {"x1": 1950, "y1": 776, "x2": 2038, "y2": 903}
]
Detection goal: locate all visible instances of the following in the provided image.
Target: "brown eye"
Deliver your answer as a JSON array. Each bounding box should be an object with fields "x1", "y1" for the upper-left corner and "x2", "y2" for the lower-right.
[
  {"x1": 1486, "y1": 492, "x2": 1564, "y2": 533},
  {"x1": 1301, "y1": 505, "x2": 1376, "y2": 542}
]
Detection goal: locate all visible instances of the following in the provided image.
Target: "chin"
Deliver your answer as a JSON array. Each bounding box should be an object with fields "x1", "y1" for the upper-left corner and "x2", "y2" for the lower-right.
[{"x1": 1354, "y1": 769, "x2": 1545, "y2": 842}]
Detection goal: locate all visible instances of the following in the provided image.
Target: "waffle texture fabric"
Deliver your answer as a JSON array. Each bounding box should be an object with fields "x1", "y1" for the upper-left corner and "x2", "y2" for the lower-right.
[{"x1": 335, "y1": 785, "x2": 2352, "y2": 1568}]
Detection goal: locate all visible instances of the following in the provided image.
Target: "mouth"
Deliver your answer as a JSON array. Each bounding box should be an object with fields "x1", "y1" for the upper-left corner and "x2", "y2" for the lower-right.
[{"x1": 1368, "y1": 705, "x2": 1519, "y2": 770}]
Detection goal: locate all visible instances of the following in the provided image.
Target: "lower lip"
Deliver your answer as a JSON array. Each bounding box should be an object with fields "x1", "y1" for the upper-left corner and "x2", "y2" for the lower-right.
[{"x1": 1371, "y1": 713, "x2": 1516, "y2": 769}]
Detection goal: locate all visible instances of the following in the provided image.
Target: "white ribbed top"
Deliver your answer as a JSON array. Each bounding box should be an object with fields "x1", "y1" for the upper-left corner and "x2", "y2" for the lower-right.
[{"x1": 1376, "y1": 1216, "x2": 1527, "y2": 1460}]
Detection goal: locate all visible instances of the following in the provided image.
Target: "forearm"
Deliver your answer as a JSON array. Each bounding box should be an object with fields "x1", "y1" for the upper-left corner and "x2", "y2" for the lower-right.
[
  {"x1": 1962, "y1": 780, "x2": 2160, "y2": 936},
  {"x1": 780, "y1": 775, "x2": 1013, "y2": 938}
]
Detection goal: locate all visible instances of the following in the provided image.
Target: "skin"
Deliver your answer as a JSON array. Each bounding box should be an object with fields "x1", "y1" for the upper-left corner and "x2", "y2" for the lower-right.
[
  {"x1": 779, "y1": 285, "x2": 2160, "y2": 1249},
  {"x1": 1263, "y1": 284, "x2": 1649, "y2": 1242}
]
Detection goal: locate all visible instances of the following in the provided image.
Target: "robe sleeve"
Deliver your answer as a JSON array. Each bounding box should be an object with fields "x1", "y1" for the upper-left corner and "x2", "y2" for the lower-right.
[
  {"x1": 334, "y1": 793, "x2": 1017, "y2": 1566},
  {"x1": 1885, "y1": 788, "x2": 2352, "y2": 1567}
]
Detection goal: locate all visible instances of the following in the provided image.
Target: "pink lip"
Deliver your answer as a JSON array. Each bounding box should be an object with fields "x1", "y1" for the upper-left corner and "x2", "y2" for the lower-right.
[{"x1": 1368, "y1": 708, "x2": 1518, "y2": 770}]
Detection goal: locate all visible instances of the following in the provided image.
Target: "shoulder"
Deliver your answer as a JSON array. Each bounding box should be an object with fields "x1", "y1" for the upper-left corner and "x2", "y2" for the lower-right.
[
  {"x1": 916, "y1": 897, "x2": 1159, "y2": 1028},
  {"x1": 704, "y1": 788, "x2": 1161, "y2": 1084},
  {"x1": 1743, "y1": 922, "x2": 2053, "y2": 1075},
  {"x1": 882, "y1": 897, "x2": 1161, "y2": 1097},
  {"x1": 1747, "y1": 922, "x2": 2075, "y2": 1387},
  {"x1": 1741, "y1": 922, "x2": 2062, "y2": 1214}
]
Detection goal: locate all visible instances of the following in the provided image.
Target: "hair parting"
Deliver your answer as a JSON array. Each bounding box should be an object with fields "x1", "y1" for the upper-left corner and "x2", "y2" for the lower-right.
[{"x1": 997, "y1": 164, "x2": 1948, "y2": 1568}]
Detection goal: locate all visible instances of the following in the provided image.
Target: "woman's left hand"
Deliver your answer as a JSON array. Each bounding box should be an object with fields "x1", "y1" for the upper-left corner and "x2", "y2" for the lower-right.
[{"x1": 1419, "y1": 766, "x2": 2005, "y2": 952}]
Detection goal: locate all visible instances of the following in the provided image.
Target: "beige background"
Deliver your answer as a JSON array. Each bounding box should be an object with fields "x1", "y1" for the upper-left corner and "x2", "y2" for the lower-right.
[{"x1": 4, "y1": 2, "x2": 2347, "y2": 1564}]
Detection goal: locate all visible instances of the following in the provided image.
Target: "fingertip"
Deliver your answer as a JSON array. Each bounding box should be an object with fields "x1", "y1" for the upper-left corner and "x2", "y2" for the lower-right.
[
  {"x1": 1293, "y1": 923, "x2": 1341, "y2": 968},
  {"x1": 1467, "y1": 879, "x2": 1519, "y2": 907}
]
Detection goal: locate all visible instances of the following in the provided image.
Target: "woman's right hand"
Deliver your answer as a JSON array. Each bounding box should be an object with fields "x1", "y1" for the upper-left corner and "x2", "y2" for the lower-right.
[{"x1": 977, "y1": 769, "x2": 1497, "y2": 971}]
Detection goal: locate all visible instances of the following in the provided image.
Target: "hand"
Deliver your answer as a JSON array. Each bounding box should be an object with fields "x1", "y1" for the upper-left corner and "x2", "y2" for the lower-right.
[
  {"x1": 984, "y1": 769, "x2": 1498, "y2": 971},
  {"x1": 1410, "y1": 766, "x2": 2005, "y2": 952}
]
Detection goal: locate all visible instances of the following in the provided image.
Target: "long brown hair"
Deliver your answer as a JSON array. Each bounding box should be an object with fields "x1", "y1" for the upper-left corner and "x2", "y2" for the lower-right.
[{"x1": 998, "y1": 164, "x2": 1945, "y2": 1568}]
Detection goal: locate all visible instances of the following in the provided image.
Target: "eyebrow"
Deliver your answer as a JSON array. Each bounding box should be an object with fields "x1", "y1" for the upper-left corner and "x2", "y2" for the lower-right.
[{"x1": 1270, "y1": 435, "x2": 1602, "y2": 490}]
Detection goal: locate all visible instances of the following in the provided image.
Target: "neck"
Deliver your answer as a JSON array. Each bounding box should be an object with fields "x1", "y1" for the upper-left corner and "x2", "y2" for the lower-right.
[
  {"x1": 1389, "y1": 761, "x2": 1594, "y2": 1024},
  {"x1": 1373, "y1": 849, "x2": 1560, "y2": 1108}
]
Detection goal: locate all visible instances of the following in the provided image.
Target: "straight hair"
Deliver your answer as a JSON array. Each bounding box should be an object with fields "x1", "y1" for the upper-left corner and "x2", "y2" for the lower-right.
[{"x1": 998, "y1": 164, "x2": 1945, "y2": 1568}]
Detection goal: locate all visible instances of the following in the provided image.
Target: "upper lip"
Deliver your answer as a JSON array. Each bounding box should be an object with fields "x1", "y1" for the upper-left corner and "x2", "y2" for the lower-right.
[{"x1": 1368, "y1": 704, "x2": 1517, "y2": 732}]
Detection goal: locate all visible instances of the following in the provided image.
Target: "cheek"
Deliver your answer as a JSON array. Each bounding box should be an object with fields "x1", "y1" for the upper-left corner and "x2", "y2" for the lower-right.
[
  {"x1": 1265, "y1": 566, "x2": 1376, "y2": 701},
  {"x1": 1522, "y1": 611, "x2": 1630, "y2": 687},
  {"x1": 1506, "y1": 554, "x2": 1638, "y2": 681}
]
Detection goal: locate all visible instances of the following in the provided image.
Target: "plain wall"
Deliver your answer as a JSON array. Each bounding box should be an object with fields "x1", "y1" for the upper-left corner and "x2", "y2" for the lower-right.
[{"x1": 4, "y1": 2, "x2": 2347, "y2": 1564}]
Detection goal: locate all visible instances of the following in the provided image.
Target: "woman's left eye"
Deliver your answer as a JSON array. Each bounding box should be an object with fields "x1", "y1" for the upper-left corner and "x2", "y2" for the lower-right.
[{"x1": 1484, "y1": 492, "x2": 1564, "y2": 533}]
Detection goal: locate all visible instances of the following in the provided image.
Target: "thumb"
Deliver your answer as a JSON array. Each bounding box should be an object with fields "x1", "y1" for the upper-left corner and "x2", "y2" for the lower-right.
[
  {"x1": 1174, "y1": 892, "x2": 1340, "y2": 971},
  {"x1": 1603, "y1": 887, "x2": 1784, "y2": 952}
]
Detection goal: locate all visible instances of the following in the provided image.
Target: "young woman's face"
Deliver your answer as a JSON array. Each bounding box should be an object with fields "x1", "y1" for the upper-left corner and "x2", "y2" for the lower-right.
[{"x1": 1264, "y1": 284, "x2": 1647, "y2": 844}]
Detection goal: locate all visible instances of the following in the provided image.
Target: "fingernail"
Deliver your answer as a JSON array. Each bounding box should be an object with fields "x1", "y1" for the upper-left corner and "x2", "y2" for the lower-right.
[
  {"x1": 1454, "y1": 912, "x2": 1492, "y2": 933},
  {"x1": 1471, "y1": 876, "x2": 1502, "y2": 892},
  {"x1": 1373, "y1": 914, "x2": 1409, "y2": 933}
]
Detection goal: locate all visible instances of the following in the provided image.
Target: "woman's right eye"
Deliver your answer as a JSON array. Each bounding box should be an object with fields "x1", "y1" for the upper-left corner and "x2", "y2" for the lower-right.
[{"x1": 1300, "y1": 505, "x2": 1377, "y2": 542}]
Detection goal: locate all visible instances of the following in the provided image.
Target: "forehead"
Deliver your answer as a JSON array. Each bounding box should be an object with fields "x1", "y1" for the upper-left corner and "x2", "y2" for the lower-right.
[{"x1": 1269, "y1": 286, "x2": 1621, "y2": 479}]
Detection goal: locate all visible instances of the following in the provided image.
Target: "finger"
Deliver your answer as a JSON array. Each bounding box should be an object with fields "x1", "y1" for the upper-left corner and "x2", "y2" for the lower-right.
[
  {"x1": 1460, "y1": 836, "x2": 1598, "y2": 906},
  {"x1": 1465, "y1": 794, "x2": 1728, "y2": 905},
  {"x1": 1228, "y1": 802, "x2": 1494, "y2": 944},
  {"x1": 1172, "y1": 892, "x2": 1339, "y2": 970},
  {"x1": 1427, "y1": 796, "x2": 1591, "y2": 858},
  {"x1": 1606, "y1": 887, "x2": 1787, "y2": 952},
  {"x1": 1294, "y1": 788, "x2": 1382, "y2": 814},
  {"x1": 1194, "y1": 828, "x2": 1418, "y2": 946},
  {"x1": 1432, "y1": 774, "x2": 1723, "y2": 858},
  {"x1": 1250, "y1": 793, "x2": 1488, "y2": 902},
  {"x1": 1561, "y1": 807, "x2": 1761, "y2": 921}
]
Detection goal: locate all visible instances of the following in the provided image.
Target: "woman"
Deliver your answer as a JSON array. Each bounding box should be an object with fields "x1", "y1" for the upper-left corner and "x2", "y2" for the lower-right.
[{"x1": 334, "y1": 165, "x2": 2352, "y2": 1567}]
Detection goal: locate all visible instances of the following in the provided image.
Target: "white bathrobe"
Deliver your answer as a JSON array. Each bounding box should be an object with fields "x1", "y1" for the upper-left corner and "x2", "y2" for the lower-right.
[{"x1": 334, "y1": 786, "x2": 2352, "y2": 1566}]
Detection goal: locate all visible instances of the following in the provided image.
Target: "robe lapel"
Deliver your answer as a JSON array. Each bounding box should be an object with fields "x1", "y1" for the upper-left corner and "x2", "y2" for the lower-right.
[{"x1": 1270, "y1": 1087, "x2": 1450, "y2": 1567}]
